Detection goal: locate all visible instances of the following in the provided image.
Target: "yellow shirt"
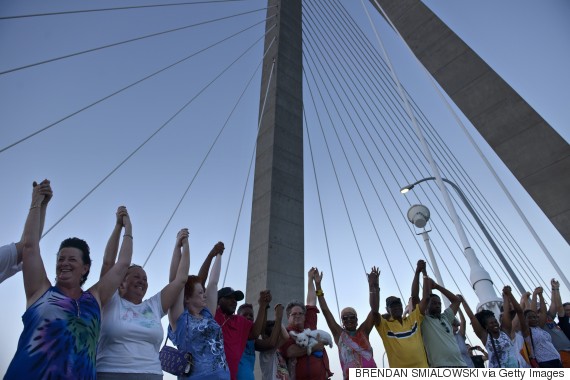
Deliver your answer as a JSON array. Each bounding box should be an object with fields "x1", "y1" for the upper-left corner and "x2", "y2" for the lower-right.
[{"x1": 375, "y1": 306, "x2": 428, "y2": 368}]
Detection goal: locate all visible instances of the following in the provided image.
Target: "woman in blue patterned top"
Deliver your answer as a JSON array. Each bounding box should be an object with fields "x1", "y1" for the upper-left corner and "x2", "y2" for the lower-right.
[
  {"x1": 5, "y1": 181, "x2": 133, "y2": 380},
  {"x1": 168, "y1": 243, "x2": 229, "y2": 379}
]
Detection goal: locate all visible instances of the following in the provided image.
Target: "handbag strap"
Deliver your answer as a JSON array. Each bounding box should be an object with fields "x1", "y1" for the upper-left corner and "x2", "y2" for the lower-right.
[
  {"x1": 489, "y1": 332, "x2": 502, "y2": 368},
  {"x1": 529, "y1": 327, "x2": 537, "y2": 358},
  {"x1": 162, "y1": 311, "x2": 191, "y2": 349}
]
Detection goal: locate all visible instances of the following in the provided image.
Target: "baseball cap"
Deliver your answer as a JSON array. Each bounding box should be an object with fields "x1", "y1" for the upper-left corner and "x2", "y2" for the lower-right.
[
  {"x1": 217, "y1": 287, "x2": 245, "y2": 301},
  {"x1": 386, "y1": 296, "x2": 402, "y2": 307}
]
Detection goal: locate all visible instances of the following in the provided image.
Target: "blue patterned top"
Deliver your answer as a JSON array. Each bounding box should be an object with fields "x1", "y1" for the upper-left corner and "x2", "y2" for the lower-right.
[
  {"x1": 168, "y1": 308, "x2": 229, "y2": 379},
  {"x1": 486, "y1": 331, "x2": 518, "y2": 368},
  {"x1": 5, "y1": 286, "x2": 101, "y2": 379}
]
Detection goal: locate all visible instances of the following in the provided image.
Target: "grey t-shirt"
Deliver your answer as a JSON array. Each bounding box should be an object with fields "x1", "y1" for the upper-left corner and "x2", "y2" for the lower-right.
[{"x1": 422, "y1": 308, "x2": 467, "y2": 367}]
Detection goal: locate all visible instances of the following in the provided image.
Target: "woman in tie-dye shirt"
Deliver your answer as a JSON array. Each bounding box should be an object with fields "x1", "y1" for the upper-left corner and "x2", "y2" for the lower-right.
[{"x1": 5, "y1": 182, "x2": 133, "y2": 380}]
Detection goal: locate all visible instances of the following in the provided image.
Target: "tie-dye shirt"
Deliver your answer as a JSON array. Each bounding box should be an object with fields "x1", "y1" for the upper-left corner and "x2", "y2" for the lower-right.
[
  {"x1": 5, "y1": 286, "x2": 101, "y2": 379},
  {"x1": 338, "y1": 330, "x2": 377, "y2": 379}
]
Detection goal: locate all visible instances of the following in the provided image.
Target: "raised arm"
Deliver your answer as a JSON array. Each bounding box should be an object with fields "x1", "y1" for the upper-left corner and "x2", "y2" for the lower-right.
[
  {"x1": 550, "y1": 279, "x2": 564, "y2": 319},
  {"x1": 411, "y1": 260, "x2": 426, "y2": 308},
  {"x1": 506, "y1": 287, "x2": 529, "y2": 338},
  {"x1": 23, "y1": 181, "x2": 51, "y2": 307},
  {"x1": 16, "y1": 179, "x2": 53, "y2": 262},
  {"x1": 250, "y1": 290, "x2": 272, "y2": 339},
  {"x1": 306, "y1": 267, "x2": 317, "y2": 306},
  {"x1": 314, "y1": 270, "x2": 342, "y2": 343},
  {"x1": 99, "y1": 207, "x2": 127, "y2": 278},
  {"x1": 535, "y1": 287, "x2": 547, "y2": 327},
  {"x1": 198, "y1": 242, "x2": 224, "y2": 287},
  {"x1": 90, "y1": 209, "x2": 133, "y2": 308},
  {"x1": 363, "y1": 266, "x2": 380, "y2": 334},
  {"x1": 161, "y1": 229, "x2": 190, "y2": 313},
  {"x1": 255, "y1": 304, "x2": 286, "y2": 351},
  {"x1": 418, "y1": 273, "x2": 432, "y2": 315},
  {"x1": 457, "y1": 302, "x2": 466, "y2": 338},
  {"x1": 500, "y1": 286, "x2": 514, "y2": 338},
  {"x1": 205, "y1": 253, "x2": 222, "y2": 314},
  {"x1": 530, "y1": 287, "x2": 539, "y2": 312},
  {"x1": 431, "y1": 281, "x2": 461, "y2": 314},
  {"x1": 461, "y1": 296, "x2": 488, "y2": 345}
]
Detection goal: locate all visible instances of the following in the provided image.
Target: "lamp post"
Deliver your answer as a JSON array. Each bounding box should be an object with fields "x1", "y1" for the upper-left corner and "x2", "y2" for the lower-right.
[
  {"x1": 402, "y1": 179, "x2": 502, "y2": 316},
  {"x1": 407, "y1": 204, "x2": 450, "y2": 308},
  {"x1": 401, "y1": 177, "x2": 525, "y2": 295}
]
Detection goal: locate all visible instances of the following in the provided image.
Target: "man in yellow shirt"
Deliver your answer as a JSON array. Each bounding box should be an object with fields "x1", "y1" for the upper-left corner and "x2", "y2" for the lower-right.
[{"x1": 374, "y1": 260, "x2": 429, "y2": 368}]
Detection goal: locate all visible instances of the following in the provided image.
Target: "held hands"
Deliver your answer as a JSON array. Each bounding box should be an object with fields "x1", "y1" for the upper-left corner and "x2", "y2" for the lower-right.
[
  {"x1": 416, "y1": 259, "x2": 426, "y2": 275},
  {"x1": 176, "y1": 228, "x2": 189, "y2": 248},
  {"x1": 551, "y1": 279, "x2": 560, "y2": 289},
  {"x1": 115, "y1": 206, "x2": 129, "y2": 226},
  {"x1": 114, "y1": 206, "x2": 131, "y2": 229},
  {"x1": 313, "y1": 268, "x2": 323, "y2": 286},
  {"x1": 37, "y1": 179, "x2": 53, "y2": 206},
  {"x1": 30, "y1": 181, "x2": 46, "y2": 208},
  {"x1": 502, "y1": 285, "x2": 512, "y2": 296},
  {"x1": 209, "y1": 242, "x2": 224, "y2": 258},
  {"x1": 534, "y1": 287, "x2": 543, "y2": 296},
  {"x1": 275, "y1": 303, "x2": 284, "y2": 319},
  {"x1": 308, "y1": 267, "x2": 317, "y2": 281},
  {"x1": 523, "y1": 291, "x2": 531, "y2": 299},
  {"x1": 258, "y1": 290, "x2": 272, "y2": 307}
]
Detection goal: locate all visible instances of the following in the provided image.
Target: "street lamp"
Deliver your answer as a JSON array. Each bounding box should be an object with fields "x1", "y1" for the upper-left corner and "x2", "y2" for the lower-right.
[
  {"x1": 401, "y1": 177, "x2": 525, "y2": 295},
  {"x1": 407, "y1": 204, "x2": 450, "y2": 307}
]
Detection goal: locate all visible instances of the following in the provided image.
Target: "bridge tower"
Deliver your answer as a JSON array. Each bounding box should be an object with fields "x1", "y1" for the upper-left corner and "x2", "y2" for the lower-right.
[{"x1": 245, "y1": 0, "x2": 305, "y2": 312}]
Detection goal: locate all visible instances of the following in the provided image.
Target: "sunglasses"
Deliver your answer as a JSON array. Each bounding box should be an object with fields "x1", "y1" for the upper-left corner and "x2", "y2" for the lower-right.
[{"x1": 342, "y1": 314, "x2": 357, "y2": 321}]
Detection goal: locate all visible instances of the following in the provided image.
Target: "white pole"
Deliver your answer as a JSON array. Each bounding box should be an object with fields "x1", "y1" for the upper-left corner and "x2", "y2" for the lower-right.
[
  {"x1": 363, "y1": 0, "x2": 502, "y2": 316},
  {"x1": 420, "y1": 230, "x2": 450, "y2": 308}
]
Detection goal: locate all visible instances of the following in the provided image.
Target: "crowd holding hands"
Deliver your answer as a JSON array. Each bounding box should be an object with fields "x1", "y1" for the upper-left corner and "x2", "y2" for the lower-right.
[{"x1": 1, "y1": 180, "x2": 569, "y2": 379}]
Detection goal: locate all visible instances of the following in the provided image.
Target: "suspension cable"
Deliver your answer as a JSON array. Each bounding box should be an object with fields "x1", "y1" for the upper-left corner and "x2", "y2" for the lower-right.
[
  {"x1": 140, "y1": 33, "x2": 276, "y2": 266},
  {"x1": 0, "y1": 0, "x2": 250, "y2": 20},
  {"x1": 0, "y1": 15, "x2": 275, "y2": 154},
  {"x1": 303, "y1": 103, "x2": 342, "y2": 317},
  {"x1": 221, "y1": 54, "x2": 276, "y2": 284},
  {"x1": 0, "y1": 6, "x2": 272, "y2": 76},
  {"x1": 42, "y1": 26, "x2": 274, "y2": 240}
]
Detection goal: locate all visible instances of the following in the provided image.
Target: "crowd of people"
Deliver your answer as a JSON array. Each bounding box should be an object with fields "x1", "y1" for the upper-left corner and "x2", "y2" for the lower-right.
[{"x1": 1, "y1": 179, "x2": 569, "y2": 379}]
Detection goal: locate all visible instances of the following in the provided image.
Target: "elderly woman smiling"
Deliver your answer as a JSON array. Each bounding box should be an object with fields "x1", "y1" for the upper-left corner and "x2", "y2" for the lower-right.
[
  {"x1": 280, "y1": 268, "x2": 333, "y2": 380},
  {"x1": 5, "y1": 181, "x2": 133, "y2": 380},
  {"x1": 96, "y1": 213, "x2": 190, "y2": 380},
  {"x1": 314, "y1": 267, "x2": 379, "y2": 379}
]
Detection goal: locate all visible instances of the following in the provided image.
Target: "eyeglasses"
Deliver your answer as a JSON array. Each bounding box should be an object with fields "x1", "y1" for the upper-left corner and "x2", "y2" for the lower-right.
[{"x1": 342, "y1": 314, "x2": 357, "y2": 321}]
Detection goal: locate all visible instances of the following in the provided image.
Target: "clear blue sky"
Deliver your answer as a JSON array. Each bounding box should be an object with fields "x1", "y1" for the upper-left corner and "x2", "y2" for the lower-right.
[{"x1": 1, "y1": 0, "x2": 569, "y2": 376}]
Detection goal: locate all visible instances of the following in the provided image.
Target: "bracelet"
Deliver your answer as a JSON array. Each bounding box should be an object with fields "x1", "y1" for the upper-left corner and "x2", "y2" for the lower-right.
[
  {"x1": 123, "y1": 234, "x2": 133, "y2": 239},
  {"x1": 316, "y1": 289, "x2": 324, "y2": 297},
  {"x1": 30, "y1": 205, "x2": 41, "y2": 210},
  {"x1": 552, "y1": 288, "x2": 559, "y2": 291}
]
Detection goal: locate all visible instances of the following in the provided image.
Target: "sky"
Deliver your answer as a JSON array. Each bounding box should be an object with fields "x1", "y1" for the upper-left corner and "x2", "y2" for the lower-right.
[{"x1": 0, "y1": 0, "x2": 569, "y2": 377}]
